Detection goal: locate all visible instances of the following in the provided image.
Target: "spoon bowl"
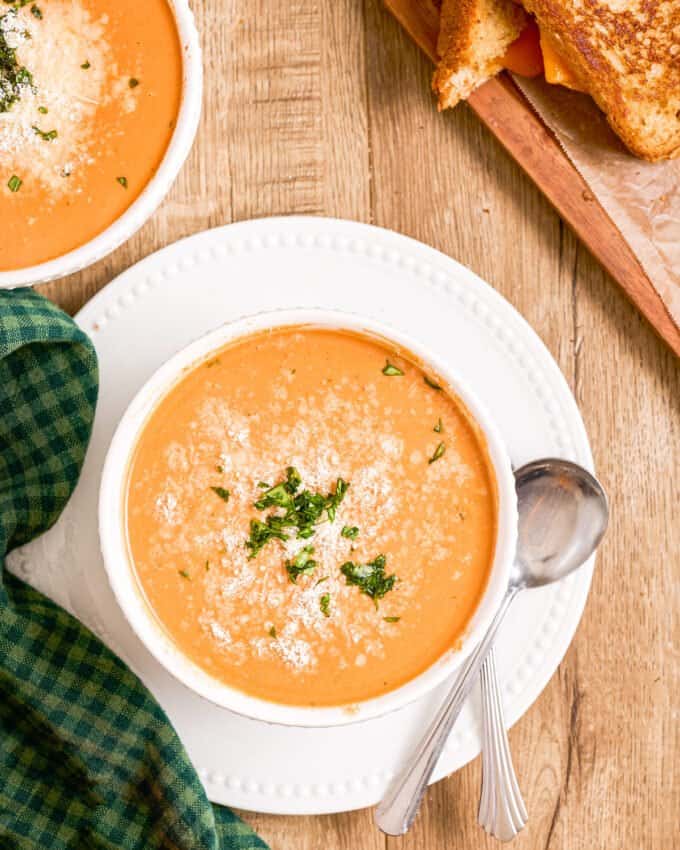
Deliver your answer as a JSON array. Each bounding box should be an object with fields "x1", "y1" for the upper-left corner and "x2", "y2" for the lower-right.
[{"x1": 511, "y1": 458, "x2": 609, "y2": 589}]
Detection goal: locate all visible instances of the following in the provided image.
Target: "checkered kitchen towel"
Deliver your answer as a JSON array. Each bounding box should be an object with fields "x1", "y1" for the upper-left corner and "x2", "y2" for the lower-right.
[{"x1": 0, "y1": 289, "x2": 267, "y2": 850}]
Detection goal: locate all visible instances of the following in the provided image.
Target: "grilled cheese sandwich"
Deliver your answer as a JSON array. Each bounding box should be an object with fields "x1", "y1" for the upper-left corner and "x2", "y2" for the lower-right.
[{"x1": 433, "y1": 0, "x2": 680, "y2": 161}]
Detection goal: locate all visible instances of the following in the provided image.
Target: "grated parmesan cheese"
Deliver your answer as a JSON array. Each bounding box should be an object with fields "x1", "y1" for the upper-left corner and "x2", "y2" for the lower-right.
[{"x1": 0, "y1": 1, "x2": 136, "y2": 195}]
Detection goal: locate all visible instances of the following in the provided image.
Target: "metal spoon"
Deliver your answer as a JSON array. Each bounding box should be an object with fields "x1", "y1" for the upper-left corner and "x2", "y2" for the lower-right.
[
  {"x1": 375, "y1": 458, "x2": 608, "y2": 836},
  {"x1": 478, "y1": 460, "x2": 554, "y2": 842}
]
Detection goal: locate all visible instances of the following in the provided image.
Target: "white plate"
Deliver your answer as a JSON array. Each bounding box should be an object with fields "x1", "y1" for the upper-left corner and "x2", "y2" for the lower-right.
[{"x1": 8, "y1": 217, "x2": 594, "y2": 815}]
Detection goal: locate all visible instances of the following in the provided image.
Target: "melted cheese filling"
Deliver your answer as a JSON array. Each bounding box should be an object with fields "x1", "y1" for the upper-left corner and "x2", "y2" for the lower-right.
[{"x1": 539, "y1": 30, "x2": 585, "y2": 92}]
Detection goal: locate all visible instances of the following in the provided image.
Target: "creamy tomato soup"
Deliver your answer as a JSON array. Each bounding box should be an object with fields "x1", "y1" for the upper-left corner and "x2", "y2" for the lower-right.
[
  {"x1": 125, "y1": 328, "x2": 498, "y2": 706},
  {"x1": 0, "y1": 0, "x2": 181, "y2": 269}
]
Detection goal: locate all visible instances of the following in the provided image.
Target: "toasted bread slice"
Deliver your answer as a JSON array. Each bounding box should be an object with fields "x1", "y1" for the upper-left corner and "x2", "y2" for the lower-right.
[
  {"x1": 433, "y1": 0, "x2": 527, "y2": 109},
  {"x1": 520, "y1": 0, "x2": 679, "y2": 161}
]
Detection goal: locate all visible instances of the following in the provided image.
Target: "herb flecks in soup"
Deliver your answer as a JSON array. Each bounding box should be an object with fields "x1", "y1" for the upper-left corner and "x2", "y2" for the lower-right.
[
  {"x1": 125, "y1": 329, "x2": 498, "y2": 707},
  {"x1": 0, "y1": 0, "x2": 181, "y2": 269}
]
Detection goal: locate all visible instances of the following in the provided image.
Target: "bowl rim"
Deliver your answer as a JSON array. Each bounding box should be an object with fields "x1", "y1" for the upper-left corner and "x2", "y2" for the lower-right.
[
  {"x1": 99, "y1": 307, "x2": 518, "y2": 727},
  {"x1": 0, "y1": 0, "x2": 203, "y2": 289}
]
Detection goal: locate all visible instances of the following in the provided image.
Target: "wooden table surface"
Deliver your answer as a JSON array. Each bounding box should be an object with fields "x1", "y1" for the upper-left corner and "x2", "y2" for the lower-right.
[{"x1": 42, "y1": 2, "x2": 678, "y2": 847}]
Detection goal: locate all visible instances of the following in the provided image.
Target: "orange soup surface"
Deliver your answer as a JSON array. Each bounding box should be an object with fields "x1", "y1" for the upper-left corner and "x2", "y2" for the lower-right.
[
  {"x1": 126, "y1": 329, "x2": 498, "y2": 706},
  {"x1": 0, "y1": 0, "x2": 182, "y2": 269}
]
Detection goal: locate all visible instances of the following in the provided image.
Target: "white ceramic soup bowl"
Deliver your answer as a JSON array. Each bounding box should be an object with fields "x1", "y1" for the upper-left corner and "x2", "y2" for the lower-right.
[
  {"x1": 0, "y1": 0, "x2": 202, "y2": 289},
  {"x1": 99, "y1": 308, "x2": 518, "y2": 727}
]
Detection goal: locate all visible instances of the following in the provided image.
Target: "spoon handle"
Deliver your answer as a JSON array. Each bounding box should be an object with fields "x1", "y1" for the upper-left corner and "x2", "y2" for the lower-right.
[
  {"x1": 374, "y1": 586, "x2": 520, "y2": 836},
  {"x1": 478, "y1": 646, "x2": 528, "y2": 841}
]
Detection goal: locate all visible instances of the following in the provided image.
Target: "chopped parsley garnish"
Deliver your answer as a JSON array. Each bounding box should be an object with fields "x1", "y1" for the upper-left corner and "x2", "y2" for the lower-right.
[
  {"x1": 286, "y1": 465, "x2": 302, "y2": 492},
  {"x1": 382, "y1": 360, "x2": 404, "y2": 377},
  {"x1": 129, "y1": 77, "x2": 139, "y2": 88},
  {"x1": 325, "y1": 478, "x2": 349, "y2": 522},
  {"x1": 7, "y1": 174, "x2": 21, "y2": 192},
  {"x1": 341, "y1": 554, "x2": 396, "y2": 606},
  {"x1": 30, "y1": 4, "x2": 41, "y2": 18},
  {"x1": 285, "y1": 545, "x2": 317, "y2": 583},
  {"x1": 254, "y1": 466, "x2": 300, "y2": 511},
  {"x1": 246, "y1": 517, "x2": 289, "y2": 558},
  {"x1": 257, "y1": 481, "x2": 270, "y2": 489},
  {"x1": 117, "y1": 176, "x2": 128, "y2": 188},
  {"x1": 341, "y1": 525, "x2": 359, "y2": 540},
  {"x1": 80, "y1": 60, "x2": 90, "y2": 69},
  {"x1": 424, "y1": 375, "x2": 442, "y2": 390},
  {"x1": 0, "y1": 9, "x2": 34, "y2": 112},
  {"x1": 215, "y1": 464, "x2": 224, "y2": 473},
  {"x1": 315, "y1": 576, "x2": 329, "y2": 586},
  {"x1": 268, "y1": 625, "x2": 277, "y2": 638},
  {"x1": 32, "y1": 125, "x2": 56, "y2": 141},
  {"x1": 383, "y1": 616, "x2": 400, "y2": 623},
  {"x1": 434, "y1": 418, "x2": 443, "y2": 433},
  {"x1": 210, "y1": 486, "x2": 230, "y2": 503},
  {"x1": 178, "y1": 569, "x2": 190, "y2": 580},
  {"x1": 37, "y1": 105, "x2": 47, "y2": 113},
  {"x1": 428, "y1": 442, "x2": 446, "y2": 464},
  {"x1": 246, "y1": 467, "x2": 349, "y2": 557},
  {"x1": 319, "y1": 593, "x2": 331, "y2": 618}
]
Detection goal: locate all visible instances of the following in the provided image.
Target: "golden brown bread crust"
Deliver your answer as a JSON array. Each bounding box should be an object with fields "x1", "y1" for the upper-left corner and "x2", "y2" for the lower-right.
[
  {"x1": 433, "y1": 0, "x2": 527, "y2": 108},
  {"x1": 516, "y1": 0, "x2": 679, "y2": 160}
]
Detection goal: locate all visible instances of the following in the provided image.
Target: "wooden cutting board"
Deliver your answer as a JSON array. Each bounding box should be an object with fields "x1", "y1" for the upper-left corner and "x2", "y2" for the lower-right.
[{"x1": 384, "y1": 0, "x2": 680, "y2": 357}]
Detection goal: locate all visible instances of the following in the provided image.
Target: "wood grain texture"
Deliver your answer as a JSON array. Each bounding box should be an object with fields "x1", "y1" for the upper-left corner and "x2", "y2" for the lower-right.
[
  {"x1": 383, "y1": 0, "x2": 680, "y2": 358},
  {"x1": 41, "y1": 1, "x2": 678, "y2": 848}
]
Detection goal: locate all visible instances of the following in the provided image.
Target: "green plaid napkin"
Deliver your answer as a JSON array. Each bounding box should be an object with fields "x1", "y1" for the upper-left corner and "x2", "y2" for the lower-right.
[{"x1": 0, "y1": 289, "x2": 268, "y2": 850}]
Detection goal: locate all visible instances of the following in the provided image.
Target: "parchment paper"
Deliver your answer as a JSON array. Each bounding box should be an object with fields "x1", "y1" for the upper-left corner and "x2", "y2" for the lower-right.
[{"x1": 513, "y1": 76, "x2": 680, "y2": 329}]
